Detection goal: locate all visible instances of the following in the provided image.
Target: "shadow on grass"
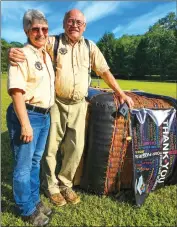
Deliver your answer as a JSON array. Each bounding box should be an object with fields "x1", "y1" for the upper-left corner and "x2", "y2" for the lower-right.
[
  {"x1": 1, "y1": 130, "x2": 64, "y2": 215},
  {"x1": 75, "y1": 185, "x2": 136, "y2": 206},
  {"x1": 1, "y1": 131, "x2": 18, "y2": 215}
]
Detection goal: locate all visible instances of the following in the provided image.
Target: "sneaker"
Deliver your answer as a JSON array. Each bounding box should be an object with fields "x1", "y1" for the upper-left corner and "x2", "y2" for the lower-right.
[
  {"x1": 60, "y1": 187, "x2": 80, "y2": 204},
  {"x1": 36, "y1": 201, "x2": 52, "y2": 216},
  {"x1": 22, "y1": 209, "x2": 49, "y2": 226},
  {"x1": 45, "y1": 191, "x2": 67, "y2": 206}
]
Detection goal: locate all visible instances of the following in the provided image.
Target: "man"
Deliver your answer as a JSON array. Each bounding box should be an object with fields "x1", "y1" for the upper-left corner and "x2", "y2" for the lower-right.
[{"x1": 8, "y1": 9, "x2": 134, "y2": 207}]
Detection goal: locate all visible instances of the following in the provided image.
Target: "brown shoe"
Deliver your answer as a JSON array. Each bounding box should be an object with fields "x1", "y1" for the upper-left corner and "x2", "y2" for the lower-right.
[
  {"x1": 60, "y1": 188, "x2": 80, "y2": 204},
  {"x1": 45, "y1": 192, "x2": 67, "y2": 206}
]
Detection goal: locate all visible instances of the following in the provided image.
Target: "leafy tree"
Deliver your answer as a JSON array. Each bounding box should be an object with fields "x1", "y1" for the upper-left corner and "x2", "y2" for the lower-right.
[
  {"x1": 1, "y1": 39, "x2": 23, "y2": 73},
  {"x1": 149, "y1": 12, "x2": 176, "y2": 31},
  {"x1": 10, "y1": 42, "x2": 23, "y2": 48},
  {"x1": 134, "y1": 37, "x2": 149, "y2": 79},
  {"x1": 97, "y1": 33, "x2": 117, "y2": 73},
  {"x1": 167, "y1": 24, "x2": 177, "y2": 80},
  {"x1": 2, "y1": 12, "x2": 176, "y2": 82},
  {"x1": 114, "y1": 35, "x2": 142, "y2": 79},
  {"x1": 96, "y1": 12, "x2": 177, "y2": 81},
  {"x1": 145, "y1": 23, "x2": 176, "y2": 80},
  {"x1": 146, "y1": 12, "x2": 177, "y2": 80},
  {"x1": 1, "y1": 39, "x2": 12, "y2": 73}
]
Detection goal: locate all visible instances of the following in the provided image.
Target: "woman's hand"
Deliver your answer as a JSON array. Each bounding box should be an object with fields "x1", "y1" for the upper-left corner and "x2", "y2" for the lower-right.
[
  {"x1": 20, "y1": 124, "x2": 33, "y2": 143},
  {"x1": 10, "y1": 89, "x2": 33, "y2": 143}
]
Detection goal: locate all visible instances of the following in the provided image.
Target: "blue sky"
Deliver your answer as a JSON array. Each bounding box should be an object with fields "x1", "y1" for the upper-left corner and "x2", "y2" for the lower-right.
[{"x1": 1, "y1": 1, "x2": 176, "y2": 44}]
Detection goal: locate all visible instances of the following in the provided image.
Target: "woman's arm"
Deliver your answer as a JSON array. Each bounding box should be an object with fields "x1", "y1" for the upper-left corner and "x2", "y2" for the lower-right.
[{"x1": 10, "y1": 88, "x2": 33, "y2": 143}]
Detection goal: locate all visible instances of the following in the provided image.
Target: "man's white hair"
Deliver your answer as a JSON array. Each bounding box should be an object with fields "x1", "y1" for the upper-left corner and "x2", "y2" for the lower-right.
[{"x1": 63, "y1": 9, "x2": 86, "y2": 27}]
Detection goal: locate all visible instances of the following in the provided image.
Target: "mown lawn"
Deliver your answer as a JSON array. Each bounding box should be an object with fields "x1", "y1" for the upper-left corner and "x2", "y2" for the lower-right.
[
  {"x1": 91, "y1": 78, "x2": 177, "y2": 98},
  {"x1": 1, "y1": 74, "x2": 177, "y2": 226}
]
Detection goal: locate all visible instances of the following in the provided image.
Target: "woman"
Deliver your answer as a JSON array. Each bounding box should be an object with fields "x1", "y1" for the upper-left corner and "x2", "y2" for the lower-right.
[{"x1": 6, "y1": 9, "x2": 55, "y2": 226}]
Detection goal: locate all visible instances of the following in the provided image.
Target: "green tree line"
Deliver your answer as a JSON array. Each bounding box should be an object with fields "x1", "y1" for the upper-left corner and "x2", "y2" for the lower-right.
[
  {"x1": 96, "y1": 12, "x2": 177, "y2": 81},
  {"x1": 1, "y1": 40, "x2": 23, "y2": 73},
  {"x1": 1, "y1": 12, "x2": 177, "y2": 81}
]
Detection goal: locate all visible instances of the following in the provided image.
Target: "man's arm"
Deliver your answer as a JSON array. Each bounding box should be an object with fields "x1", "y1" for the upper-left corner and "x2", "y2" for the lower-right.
[
  {"x1": 8, "y1": 48, "x2": 26, "y2": 65},
  {"x1": 90, "y1": 42, "x2": 134, "y2": 108},
  {"x1": 10, "y1": 89, "x2": 33, "y2": 143},
  {"x1": 101, "y1": 70, "x2": 134, "y2": 108},
  {"x1": 8, "y1": 36, "x2": 54, "y2": 65}
]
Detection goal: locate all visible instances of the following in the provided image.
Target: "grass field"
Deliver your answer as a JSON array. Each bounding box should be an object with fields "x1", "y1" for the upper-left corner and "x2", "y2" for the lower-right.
[
  {"x1": 1, "y1": 74, "x2": 177, "y2": 226},
  {"x1": 91, "y1": 78, "x2": 177, "y2": 98}
]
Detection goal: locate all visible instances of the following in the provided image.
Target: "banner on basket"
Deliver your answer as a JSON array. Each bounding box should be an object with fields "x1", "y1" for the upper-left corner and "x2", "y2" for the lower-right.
[{"x1": 131, "y1": 108, "x2": 177, "y2": 206}]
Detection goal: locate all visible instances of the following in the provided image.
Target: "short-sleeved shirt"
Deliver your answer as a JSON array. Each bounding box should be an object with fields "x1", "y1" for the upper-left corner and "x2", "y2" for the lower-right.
[
  {"x1": 8, "y1": 44, "x2": 55, "y2": 109},
  {"x1": 46, "y1": 34, "x2": 109, "y2": 102}
]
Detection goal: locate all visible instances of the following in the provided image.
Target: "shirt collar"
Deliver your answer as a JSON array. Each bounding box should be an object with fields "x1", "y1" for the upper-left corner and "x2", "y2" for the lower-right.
[
  {"x1": 64, "y1": 33, "x2": 84, "y2": 45},
  {"x1": 25, "y1": 43, "x2": 46, "y2": 54}
]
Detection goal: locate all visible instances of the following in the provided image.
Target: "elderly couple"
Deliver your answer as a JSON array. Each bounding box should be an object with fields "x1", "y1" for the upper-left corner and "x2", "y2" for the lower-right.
[{"x1": 7, "y1": 8, "x2": 134, "y2": 226}]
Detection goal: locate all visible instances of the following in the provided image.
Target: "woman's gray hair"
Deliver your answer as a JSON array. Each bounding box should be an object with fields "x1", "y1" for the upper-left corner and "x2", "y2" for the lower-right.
[{"x1": 23, "y1": 9, "x2": 48, "y2": 32}]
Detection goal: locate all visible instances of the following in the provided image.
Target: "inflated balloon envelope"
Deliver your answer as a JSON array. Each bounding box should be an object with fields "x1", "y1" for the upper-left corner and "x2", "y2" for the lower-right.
[{"x1": 74, "y1": 87, "x2": 177, "y2": 206}]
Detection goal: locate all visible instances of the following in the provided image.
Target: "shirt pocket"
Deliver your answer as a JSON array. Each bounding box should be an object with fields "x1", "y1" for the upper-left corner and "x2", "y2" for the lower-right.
[
  {"x1": 82, "y1": 60, "x2": 89, "y2": 68},
  {"x1": 81, "y1": 59, "x2": 90, "y2": 73},
  {"x1": 81, "y1": 46, "x2": 90, "y2": 68},
  {"x1": 81, "y1": 49, "x2": 90, "y2": 72},
  {"x1": 56, "y1": 53, "x2": 63, "y2": 69},
  {"x1": 27, "y1": 63, "x2": 43, "y2": 83}
]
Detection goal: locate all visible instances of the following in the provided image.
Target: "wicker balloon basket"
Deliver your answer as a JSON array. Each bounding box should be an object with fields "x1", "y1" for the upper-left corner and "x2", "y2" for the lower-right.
[{"x1": 73, "y1": 88, "x2": 177, "y2": 205}]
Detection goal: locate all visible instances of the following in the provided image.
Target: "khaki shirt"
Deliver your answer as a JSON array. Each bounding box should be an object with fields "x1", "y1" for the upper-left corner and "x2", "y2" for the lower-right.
[
  {"x1": 8, "y1": 44, "x2": 55, "y2": 108},
  {"x1": 46, "y1": 34, "x2": 109, "y2": 102}
]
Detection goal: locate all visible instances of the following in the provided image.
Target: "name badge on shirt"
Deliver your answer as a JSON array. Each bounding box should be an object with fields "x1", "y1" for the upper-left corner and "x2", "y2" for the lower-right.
[
  {"x1": 59, "y1": 48, "x2": 67, "y2": 55},
  {"x1": 35, "y1": 61, "x2": 43, "y2": 71}
]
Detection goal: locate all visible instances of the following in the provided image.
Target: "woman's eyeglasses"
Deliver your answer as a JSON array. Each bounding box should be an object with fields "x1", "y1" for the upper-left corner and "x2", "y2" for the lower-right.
[
  {"x1": 67, "y1": 19, "x2": 85, "y2": 27},
  {"x1": 30, "y1": 27, "x2": 48, "y2": 34}
]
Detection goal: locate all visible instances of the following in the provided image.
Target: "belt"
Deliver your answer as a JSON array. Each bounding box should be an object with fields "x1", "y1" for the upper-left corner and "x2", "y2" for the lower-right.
[
  {"x1": 56, "y1": 96, "x2": 85, "y2": 105},
  {"x1": 26, "y1": 103, "x2": 50, "y2": 114}
]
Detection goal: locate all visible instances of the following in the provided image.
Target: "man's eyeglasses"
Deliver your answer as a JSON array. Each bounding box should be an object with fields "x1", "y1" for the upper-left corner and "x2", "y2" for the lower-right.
[
  {"x1": 30, "y1": 27, "x2": 48, "y2": 34},
  {"x1": 67, "y1": 19, "x2": 85, "y2": 27}
]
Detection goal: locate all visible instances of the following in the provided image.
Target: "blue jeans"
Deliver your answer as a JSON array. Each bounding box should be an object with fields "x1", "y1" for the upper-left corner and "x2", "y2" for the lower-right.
[{"x1": 6, "y1": 103, "x2": 50, "y2": 216}]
